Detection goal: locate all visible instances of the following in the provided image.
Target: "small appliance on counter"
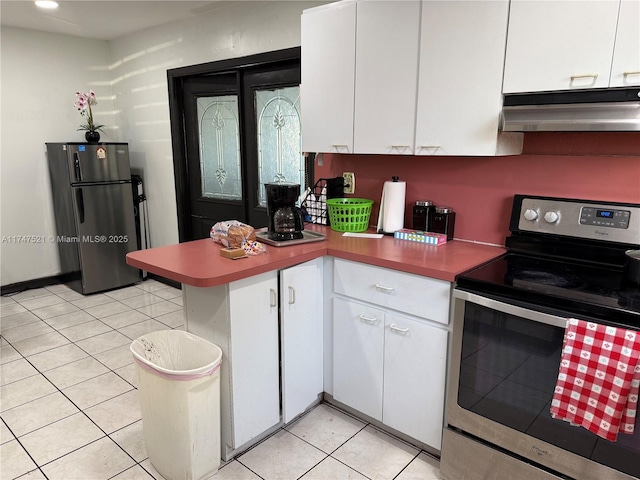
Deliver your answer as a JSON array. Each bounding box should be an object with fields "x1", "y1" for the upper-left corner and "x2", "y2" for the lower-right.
[
  {"x1": 265, "y1": 183, "x2": 305, "y2": 241},
  {"x1": 256, "y1": 182, "x2": 326, "y2": 247}
]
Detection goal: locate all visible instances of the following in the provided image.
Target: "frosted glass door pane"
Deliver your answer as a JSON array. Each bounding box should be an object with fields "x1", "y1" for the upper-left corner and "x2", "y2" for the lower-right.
[
  {"x1": 198, "y1": 96, "x2": 242, "y2": 200},
  {"x1": 256, "y1": 87, "x2": 303, "y2": 206}
]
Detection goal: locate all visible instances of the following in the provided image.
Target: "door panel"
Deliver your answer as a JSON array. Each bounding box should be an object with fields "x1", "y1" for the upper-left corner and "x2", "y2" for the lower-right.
[
  {"x1": 383, "y1": 314, "x2": 448, "y2": 449},
  {"x1": 228, "y1": 271, "x2": 280, "y2": 447},
  {"x1": 197, "y1": 95, "x2": 242, "y2": 201},
  {"x1": 180, "y1": 58, "x2": 307, "y2": 240},
  {"x1": 67, "y1": 144, "x2": 131, "y2": 183},
  {"x1": 72, "y1": 183, "x2": 139, "y2": 293},
  {"x1": 242, "y1": 61, "x2": 303, "y2": 228},
  {"x1": 280, "y1": 258, "x2": 323, "y2": 423},
  {"x1": 255, "y1": 86, "x2": 303, "y2": 207},
  {"x1": 333, "y1": 297, "x2": 384, "y2": 421},
  {"x1": 184, "y1": 73, "x2": 244, "y2": 234}
]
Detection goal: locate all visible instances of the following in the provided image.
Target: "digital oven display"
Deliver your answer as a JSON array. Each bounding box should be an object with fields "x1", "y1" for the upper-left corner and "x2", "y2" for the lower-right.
[
  {"x1": 596, "y1": 210, "x2": 615, "y2": 218},
  {"x1": 580, "y1": 207, "x2": 630, "y2": 230}
]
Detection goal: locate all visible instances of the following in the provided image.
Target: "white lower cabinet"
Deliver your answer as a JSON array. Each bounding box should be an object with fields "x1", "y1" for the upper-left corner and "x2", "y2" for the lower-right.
[
  {"x1": 280, "y1": 258, "x2": 324, "y2": 423},
  {"x1": 383, "y1": 312, "x2": 447, "y2": 449},
  {"x1": 183, "y1": 259, "x2": 323, "y2": 461},
  {"x1": 333, "y1": 297, "x2": 448, "y2": 450},
  {"x1": 184, "y1": 272, "x2": 280, "y2": 461},
  {"x1": 333, "y1": 298, "x2": 385, "y2": 420},
  {"x1": 332, "y1": 258, "x2": 450, "y2": 451}
]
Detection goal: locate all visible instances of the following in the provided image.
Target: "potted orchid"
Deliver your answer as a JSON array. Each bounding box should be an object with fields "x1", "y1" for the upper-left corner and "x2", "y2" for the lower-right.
[{"x1": 74, "y1": 90, "x2": 105, "y2": 143}]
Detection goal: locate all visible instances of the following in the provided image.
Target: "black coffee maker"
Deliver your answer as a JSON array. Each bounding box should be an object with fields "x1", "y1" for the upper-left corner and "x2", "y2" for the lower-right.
[{"x1": 265, "y1": 183, "x2": 305, "y2": 241}]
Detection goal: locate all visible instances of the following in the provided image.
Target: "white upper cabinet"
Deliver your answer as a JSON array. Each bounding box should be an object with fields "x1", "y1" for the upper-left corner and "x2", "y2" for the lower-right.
[
  {"x1": 503, "y1": 0, "x2": 631, "y2": 93},
  {"x1": 301, "y1": 1, "x2": 356, "y2": 153},
  {"x1": 301, "y1": 0, "x2": 521, "y2": 156},
  {"x1": 353, "y1": 0, "x2": 421, "y2": 155},
  {"x1": 415, "y1": 0, "x2": 518, "y2": 156},
  {"x1": 610, "y1": 0, "x2": 640, "y2": 88}
]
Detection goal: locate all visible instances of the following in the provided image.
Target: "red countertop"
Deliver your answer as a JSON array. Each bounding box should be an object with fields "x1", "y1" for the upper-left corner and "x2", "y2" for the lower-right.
[{"x1": 126, "y1": 225, "x2": 505, "y2": 287}]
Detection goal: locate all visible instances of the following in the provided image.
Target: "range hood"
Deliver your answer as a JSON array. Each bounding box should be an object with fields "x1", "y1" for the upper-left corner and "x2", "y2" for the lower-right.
[{"x1": 501, "y1": 87, "x2": 640, "y2": 132}]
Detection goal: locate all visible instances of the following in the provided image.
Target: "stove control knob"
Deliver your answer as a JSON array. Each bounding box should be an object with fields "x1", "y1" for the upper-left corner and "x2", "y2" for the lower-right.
[
  {"x1": 524, "y1": 209, "x2": 538, "y2": 221},
  {"x1": 544, "y1": 211, "x2": 560, "y2": 224}
]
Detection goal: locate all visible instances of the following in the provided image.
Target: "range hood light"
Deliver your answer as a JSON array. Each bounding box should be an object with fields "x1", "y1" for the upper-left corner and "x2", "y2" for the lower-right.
[{"x1": 35, "y1": 1, "x2": 59, "y2": 9}]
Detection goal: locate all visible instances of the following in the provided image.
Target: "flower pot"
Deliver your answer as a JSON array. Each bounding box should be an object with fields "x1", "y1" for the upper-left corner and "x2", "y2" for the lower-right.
[{"x1": 85, "y1": 131, "x2": 100, "y2": 143}]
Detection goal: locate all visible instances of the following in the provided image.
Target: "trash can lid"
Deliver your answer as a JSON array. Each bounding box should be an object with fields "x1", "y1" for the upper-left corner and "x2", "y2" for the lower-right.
[{"x1": 131, "y1": 330, "x2": 222, "y2": 377}]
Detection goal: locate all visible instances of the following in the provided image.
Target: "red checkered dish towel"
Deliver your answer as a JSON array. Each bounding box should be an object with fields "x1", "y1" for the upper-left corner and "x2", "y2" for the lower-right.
[{"x1": 551, "y1": 318, "x2": 640, "y2": 441}]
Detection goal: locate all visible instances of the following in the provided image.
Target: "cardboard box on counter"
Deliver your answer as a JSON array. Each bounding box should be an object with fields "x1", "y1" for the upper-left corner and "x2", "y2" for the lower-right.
[
  {"x1": 219, "y1": 247, "x2": 247, "y2": 259},
  {"x1": 394, "y1": 229, "x2": 447, "y2": 245}
]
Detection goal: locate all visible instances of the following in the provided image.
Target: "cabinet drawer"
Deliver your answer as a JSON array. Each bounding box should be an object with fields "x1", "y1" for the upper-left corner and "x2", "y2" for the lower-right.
[{"x1": 333, "y1": 258, "x2": 450, "y2": 325}]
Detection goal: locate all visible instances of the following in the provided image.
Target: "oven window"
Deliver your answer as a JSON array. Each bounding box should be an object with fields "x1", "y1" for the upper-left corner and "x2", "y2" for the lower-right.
[{"x1": 458, "y1": 302, "x2": 640, "y2": 478}]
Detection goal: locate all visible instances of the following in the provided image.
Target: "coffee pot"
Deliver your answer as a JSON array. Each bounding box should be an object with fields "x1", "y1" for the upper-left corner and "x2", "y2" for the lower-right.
[{"x1": 265, "y1": 183, "x2": 305, "y2": 241}]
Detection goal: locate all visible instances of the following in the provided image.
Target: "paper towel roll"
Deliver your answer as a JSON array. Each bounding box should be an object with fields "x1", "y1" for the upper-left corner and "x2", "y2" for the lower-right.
[{"x1": 377, "y1": 178, "x2": 406, "y2": 234}]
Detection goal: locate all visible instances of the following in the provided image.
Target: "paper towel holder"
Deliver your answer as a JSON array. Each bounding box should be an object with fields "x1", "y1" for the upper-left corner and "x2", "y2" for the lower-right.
[{"x1": 377, "y1": 176, "x2": 406, "y2": 235}]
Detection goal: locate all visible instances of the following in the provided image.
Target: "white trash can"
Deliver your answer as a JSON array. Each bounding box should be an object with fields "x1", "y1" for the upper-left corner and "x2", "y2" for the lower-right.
[{"x1": 131, "y1": 330, "x2": 222, "y2": 480}]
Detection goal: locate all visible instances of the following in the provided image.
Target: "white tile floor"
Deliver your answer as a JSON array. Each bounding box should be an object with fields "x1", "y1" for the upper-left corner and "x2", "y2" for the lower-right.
[{"x1": 1, "y1": 280, "x2": 443, "y2": 480}]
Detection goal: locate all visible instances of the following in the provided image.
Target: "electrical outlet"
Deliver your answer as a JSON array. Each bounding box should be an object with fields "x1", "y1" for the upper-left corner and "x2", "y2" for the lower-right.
[{"x1": 343, "y1": 172, "x2": 355, "y2": 194}]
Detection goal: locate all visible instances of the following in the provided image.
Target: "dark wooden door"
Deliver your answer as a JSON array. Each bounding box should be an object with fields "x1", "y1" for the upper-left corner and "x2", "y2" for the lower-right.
[
  {"x1": 183, "y1": 72, "x2": 243, "y2": 239},
  {"x1": 172, "y1": 49, "x2": 308, "y2": 241}
]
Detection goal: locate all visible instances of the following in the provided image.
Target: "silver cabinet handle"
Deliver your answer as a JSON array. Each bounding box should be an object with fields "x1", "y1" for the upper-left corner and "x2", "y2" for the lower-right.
[
  {"x1": 389, "y1": 323, "x2": 409, "y2": 334},
  {"x1": 288, "y1": 286, "x2": 295, "y2": 305},
  {"x1": 270, "y1": 288, "x2": 277, "y2": 308},
  {"x1": 623, "y1": 70, "x2": 640, "y2": 77},
  {"x1": 375, "y1": 283, "x2": 394, "y2": 293},
  {"x1": 332, "y1": 144, "x2": 349, "y2": 150},
  {"x1": 359, "y1": 314, "x2": 378, "y2": 324},
  {"x1": 391, "y1": 145, "x2": 412, "y2": 151},
  {"x1": 570, "y1": 73, "x2": 598, "y2": 80},
  {"x1": 419, "y1": 145, "x2": 440, "y2": 150}
]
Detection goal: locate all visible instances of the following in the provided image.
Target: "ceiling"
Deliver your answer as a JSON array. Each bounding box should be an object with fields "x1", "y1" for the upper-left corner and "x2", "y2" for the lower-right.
[{"x1": 0, "y1": 1, "x2": 234, "y2": 40}]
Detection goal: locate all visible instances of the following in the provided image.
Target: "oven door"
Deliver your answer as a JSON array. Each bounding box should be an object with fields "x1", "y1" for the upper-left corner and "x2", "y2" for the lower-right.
[{"x1": 443, "y1": 289, "x2": 640, "y2": 480}]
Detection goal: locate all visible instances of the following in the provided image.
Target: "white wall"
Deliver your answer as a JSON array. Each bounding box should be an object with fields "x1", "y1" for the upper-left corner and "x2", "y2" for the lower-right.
[
  {"x1": 0, "y1": 27, "x2": 115, "y2": 286},
  {"x1": 1, "y1": 1, "x2": 324, "y2": 287}
]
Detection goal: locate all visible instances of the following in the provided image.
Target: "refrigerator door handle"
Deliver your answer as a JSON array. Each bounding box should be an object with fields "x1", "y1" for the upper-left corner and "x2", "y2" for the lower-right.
[
  {"x1": 74, "y1": 152, "x2": 82, "y2": 182},
  {"x1": 76, "y1": 188, "x2": 85, "y2": 224}
]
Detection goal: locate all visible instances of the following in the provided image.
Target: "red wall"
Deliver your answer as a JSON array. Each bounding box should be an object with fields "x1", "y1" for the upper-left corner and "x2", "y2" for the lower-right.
[{"x1": 315, "y1": 133, "x2": 640, "y2": 246}]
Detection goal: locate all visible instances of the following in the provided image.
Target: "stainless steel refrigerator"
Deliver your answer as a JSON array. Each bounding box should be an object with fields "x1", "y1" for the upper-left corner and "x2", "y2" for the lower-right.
[{"x1": 46, "y1": 143, "x2": 140, "y2": 294}]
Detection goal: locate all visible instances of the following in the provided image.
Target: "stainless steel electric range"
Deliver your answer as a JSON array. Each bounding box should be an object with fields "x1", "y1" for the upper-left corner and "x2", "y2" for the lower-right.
[{"x1": 442, "y1": 195, "x2": 640, "y2": 480}]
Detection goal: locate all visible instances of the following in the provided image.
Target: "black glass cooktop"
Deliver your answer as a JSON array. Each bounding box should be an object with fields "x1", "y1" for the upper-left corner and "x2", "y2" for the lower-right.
[{"x1": 457, "y1": 253, "x2": 640, "y2": 326}]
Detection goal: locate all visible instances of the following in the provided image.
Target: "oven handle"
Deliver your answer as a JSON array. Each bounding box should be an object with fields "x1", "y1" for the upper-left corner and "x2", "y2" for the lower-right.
[{"x1": 453, "y1": 289, "x2": 569, "y2": 329}]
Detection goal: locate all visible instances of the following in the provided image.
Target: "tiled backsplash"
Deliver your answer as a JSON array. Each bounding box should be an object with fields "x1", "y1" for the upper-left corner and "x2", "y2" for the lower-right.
[{"x1": 315, "y1": 133, "x2": 640, "y2": 245}]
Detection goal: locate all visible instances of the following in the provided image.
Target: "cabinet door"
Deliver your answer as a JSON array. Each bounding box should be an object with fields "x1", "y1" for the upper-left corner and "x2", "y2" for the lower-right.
[
  {"x1": 280, "y1": 258, "x2": 323, "y2": 423},
  {"x1": 415, "y1": 0, "x2": 511, "y2": 156},
  {"x1": 229, "y1": 271, "x2": 280, "y2": 448},
  {"x1": 503, "y1": 0, "x2": 619, "y2": 93},
  {"x1": 301, "y1": 1, "x2": 356, "y2": 153},
  {"x1": 610, "y1": 0, "x2": 640, "y2": 87},
  {"x1": 333, "y1": 297, "x2": 384, "y2": 421},
  {"x1": 353, "y1": 0, "x2": 421, "y2": 155},
  {"x1": 383, "y1": 313, "x2": 448, "y2": 450}
]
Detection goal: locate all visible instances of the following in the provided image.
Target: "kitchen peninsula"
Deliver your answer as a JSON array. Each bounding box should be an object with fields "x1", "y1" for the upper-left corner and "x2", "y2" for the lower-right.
[
  {"x1": 126, "y1": 225, "x2": 505, "y2": 460},
  {"x1": 126, "y1": 225, "x2": 503, "y2": 286}
]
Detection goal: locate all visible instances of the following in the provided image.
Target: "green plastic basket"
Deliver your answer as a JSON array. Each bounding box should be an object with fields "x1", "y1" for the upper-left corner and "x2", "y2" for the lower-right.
[{"x1": 326, "y1": 198, "x2": 374, "y2": 232}]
